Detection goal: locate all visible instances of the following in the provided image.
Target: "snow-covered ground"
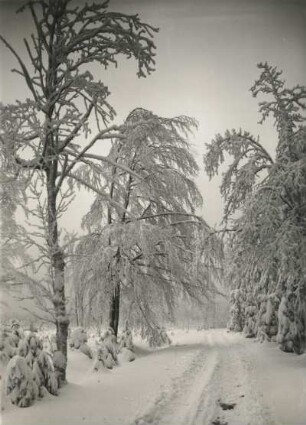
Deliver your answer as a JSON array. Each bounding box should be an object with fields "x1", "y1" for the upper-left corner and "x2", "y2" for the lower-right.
[{"x1": 2, "y1": 329, "x2": 306, "y2": 425}]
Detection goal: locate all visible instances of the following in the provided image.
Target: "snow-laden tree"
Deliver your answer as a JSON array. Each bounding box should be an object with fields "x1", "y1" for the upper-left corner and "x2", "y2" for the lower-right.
[
  {"x1": 72, "y1": 108, "x2": 223, "y2": 341},
  {"x1": 6, "y1": 355, "x2": 38, "y2": 408},
  {"x1": 0, "y1": 0, "x2": 158, "y2": 380},
  {"x1": 204, "y1": 63, "x2": 306, "y2": 354}
]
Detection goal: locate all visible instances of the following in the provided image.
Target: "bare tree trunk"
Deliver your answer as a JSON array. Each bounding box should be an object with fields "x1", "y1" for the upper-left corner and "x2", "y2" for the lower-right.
[
  {"x1": 74, "y1": 295, "x2": 79, "y2": 327},
  {"x1": 47, "y1": 169, "x2": 69, "y2": 383},
  {"x1": 109, "y1": 282, "x2": 120, "y2": 336}
]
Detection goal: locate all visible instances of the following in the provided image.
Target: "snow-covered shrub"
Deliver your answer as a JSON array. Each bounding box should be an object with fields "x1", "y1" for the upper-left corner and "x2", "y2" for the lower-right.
[
  {"x1": 93, "y1": 344, "x2": 116, "y2": 370},
  {"x1": 256, "y1": 294, "x2": 268, "y2": 342},
  {"x1": 17, "y1": 339, "x2": 30, "y2": 359},
  {"x1": 7, "y1": 332, "x2": 59, "y2": 400},
  {"x1": 36, "y1": 351, "x2": 58, "y2": 396},
  {"x1": 276, "y1": 290, "x2": 306, "y2": 354},
  {"x1": 79, "y1": 343, "x2": 93, "y2": 359},
  {"x1": 53, "y1": 350, "x2": 67, "y2": 387},
  {"x1": 119, "y1": 328, "x2": 134, "y2": 352},
  {"x1": 0, "y1": 321, "x2": 24, "y2": 364},
  {"x1": 228, "y1": 289, "x2": 245, "y2": 332},
  {"x1": 264, "y1": 293, "x2": 280, "y2": 341},
  {"x1": 256, "y1": 293, "x2": 280, "y2": 342},
  {"x1": 147, "y1": 326, "x2": 171, "y2": 347},
  {"x1": 118, "y1": 347, "x2": 136, "y2": 363},
  {"x1": 294, "y1": 290, "x2": 306, "y2": 354},
  {"x1": 118, "y1": 323, "x2": 135, "y2": 363},
  {"x1": 243, "y1": 305, "x2": 257, "y2": 338},
  {"x1": 277, "y1": 292, "x2": 296, "y2": 352},
  {"x1": 23, "y1": 333, "x2": 58, "y2": 396},
  {"x1": 0, "y1": 329, "x2": 16, "y2": 365},
  {"x1": 70, "y1": 327, "x2": 88, "y2": 349},
  {"x1": 93, "y1": 328, "x2": 119, "y2": 371},
  {"x1": 119, "y1": 329, "x2": 134, "y2": 351},
  {"x1": 5, "y1": 355, "x2": 38, "y2": 407},
  {"x1": 101, "y1": 328, "x2": 118, "y2": 362},
  {"x1": 69, "y1": 327, "x2": 92, "y2": 359},
  {"x1": 8, "y1": 320, "x2": 24, "y2": 348}
]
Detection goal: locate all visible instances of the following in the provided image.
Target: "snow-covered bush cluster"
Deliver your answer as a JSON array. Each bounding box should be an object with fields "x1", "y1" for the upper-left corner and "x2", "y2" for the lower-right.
[
  {"x1": 0, "y1": 320, "x2": 24, "y2": 364},
  {"x1": 144, "y1": 326, "x2": 172, "y2": 348},
  {"x1": 5, "y1": 356, "x2": 38, "y2": 408},
  {"x1": 243, "y1": 305, "x2": 257, "y2": 338},
  {"x1": 70, "y1": 327, "x2": 92, "y2": 359},
  {"x1": 93, "y1": 327, "x2": 118, "y2": 371},
  {"x1": 118, "y1": 322, "x2": 136, "y2": 362},
  {"x1": 2, "y1": 321, "x2": 59, "y2": 408},
  {"x1": 93, "y1": 325, "x2": 136, "y2": 371},
  {"x1": 229, "y1": 290, "x2": 283, "y2": 344},
  {"x1": 277, "y1": 291, "x2": 298, "y2": 353},
  {"x1": 228, "y1": 289, "x2": 245, "y2": 333}
]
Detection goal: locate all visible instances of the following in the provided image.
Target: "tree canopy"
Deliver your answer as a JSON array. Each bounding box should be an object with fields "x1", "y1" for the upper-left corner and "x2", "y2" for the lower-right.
[{"x1": 72, "y1": 108, "x2": 223, "y2": 342}]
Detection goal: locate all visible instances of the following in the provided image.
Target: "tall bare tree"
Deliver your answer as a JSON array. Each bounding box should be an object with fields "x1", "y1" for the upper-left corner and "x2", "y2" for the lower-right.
[{"x1": 0, "y1": 0, "x2": 157, "y2": 381}]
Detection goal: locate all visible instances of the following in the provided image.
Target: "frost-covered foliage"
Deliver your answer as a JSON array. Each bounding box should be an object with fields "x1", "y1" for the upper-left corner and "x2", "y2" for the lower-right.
[
  {"x1": 21, "y1": 333, "x2": 58, "y2": 396},
  {"x1": 145, "y1": 326, "x2": 172, "y2": 348},
  {"x1": 52, "y1": 350, "x2": 67, "y2": 387},
  {"x1": 5, "y1": 355, "x2": 38, "y2": 407},
  {"x1": 72, "y1": 108, "x2": 223, "y2": 341},
  {"x1": 33, "y1": 350, "x2": 58, "y2": 396},
  {"x1": 228, "y1": 289, "x2": 245, "y2": 332},
  {"x1": 205, "y1": 63, "x2": 306, "y2": 354},
  {"x1": 4, "y1": 329, "x2": 59, "y2": 407},
  {"x1": 101, "y1": 328, "x2": 118, "y2": 362},
  {"x1": 277, "y1": 291, "x2": 302, "y2": 353},
  {"x1": 257, "y1": 293, "x2": 280, "y2": 342},
  {"x1": 243, "y1": 305, "x2": 257, "y2": 338},
  {"x1": 0, "y1": 322, "x2": 27, "y2": 365},
  {"x1": 69, "y1": 328, "x2": 92, "y2": 359},
  {"x1": 119, "y1": 324, "x2": 134, "y2": 352},
  {"x1": 0, "y1": 329, "x2": 17, "y2": 365},
  {"x1": 117, "y1": 322, "x2": 135, "y2": 362},
  {"x1": 79, "y1": 343, "x2": 93, "y2": 359},
  {"x1": 70, "y1": 328, "x2": 88, "y2": 349},
  {"x1": 93, "y1": 328, "x2": 118, "y2": 371}
]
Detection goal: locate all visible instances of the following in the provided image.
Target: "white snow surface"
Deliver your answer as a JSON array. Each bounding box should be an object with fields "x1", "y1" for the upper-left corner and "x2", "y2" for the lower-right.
[{"x1": 1, "y1": 329, "x2": 306, "y2": 425}]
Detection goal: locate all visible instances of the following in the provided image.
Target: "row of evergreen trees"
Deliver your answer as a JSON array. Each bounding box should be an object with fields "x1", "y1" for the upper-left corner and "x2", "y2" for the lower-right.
[{"x1": 205, "y1": 63, "x2": 306, "y2": 355}]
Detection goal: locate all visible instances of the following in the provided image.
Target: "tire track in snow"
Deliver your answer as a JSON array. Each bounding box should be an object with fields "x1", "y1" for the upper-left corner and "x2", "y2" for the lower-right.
[
  {"x1": 131, "y1": 346, "x2": 219, "y2": 425},
  {"x1": 131, "y1": 330, "x2": 276, "y2": 425}
]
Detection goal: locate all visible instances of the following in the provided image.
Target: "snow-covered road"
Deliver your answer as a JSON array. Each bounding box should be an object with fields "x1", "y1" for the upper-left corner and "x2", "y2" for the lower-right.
[
  {"x1": 2, "y1": 329, "x2": 306, "y2": 425},
  {"x1": 132, "y1": 330, "x2": 274, "y2": 425}
]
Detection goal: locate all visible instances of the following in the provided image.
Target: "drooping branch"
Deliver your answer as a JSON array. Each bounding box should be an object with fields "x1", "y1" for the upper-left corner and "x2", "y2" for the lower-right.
[{"x1": 66, "y1": 171, "x2": 135, "y2": 219}]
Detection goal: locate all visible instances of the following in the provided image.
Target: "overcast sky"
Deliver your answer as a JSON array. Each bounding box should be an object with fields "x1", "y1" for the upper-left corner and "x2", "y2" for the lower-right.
[{"x1": 1, "y1": 0, "x2": 306, "y2": 228}]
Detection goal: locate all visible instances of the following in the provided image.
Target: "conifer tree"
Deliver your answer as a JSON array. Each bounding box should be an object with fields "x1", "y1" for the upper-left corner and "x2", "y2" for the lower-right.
[{"x1": 204, "y1": 63, "x2": 306, "y2": 353}]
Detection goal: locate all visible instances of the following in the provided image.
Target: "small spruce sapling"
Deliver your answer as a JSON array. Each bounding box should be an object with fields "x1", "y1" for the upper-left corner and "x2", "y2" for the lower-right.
[
  {"x1": 228, "y1": 289, "x2": 245, "y2": 332},
  {"x1": 277, "y1": 291, "x2": 296, "y2": 352},
  {"x1": 118, "y1": 321, "x2": 135, "y2": 363},
  {"x1": 93, "y1": 328, "x2": 118, "y2": 371},
  {"x1": 5, "y1": 355, "x2": 38, "y2": 408}
]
